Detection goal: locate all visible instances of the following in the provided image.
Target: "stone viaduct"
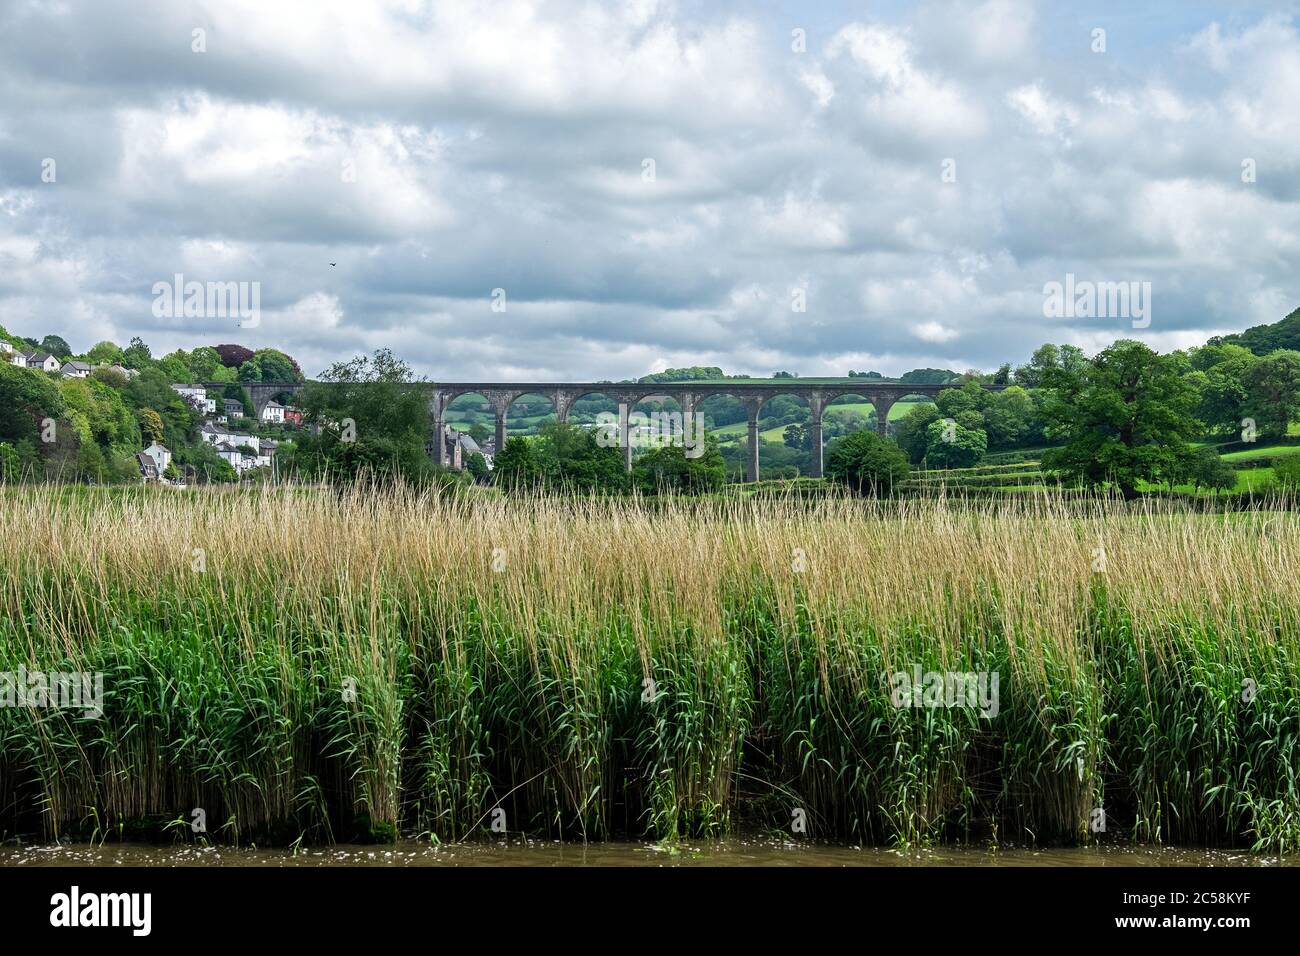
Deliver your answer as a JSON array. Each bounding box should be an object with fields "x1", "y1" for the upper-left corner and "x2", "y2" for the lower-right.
[
  {"x1": 211, "y1": 379, "x2": 1004, "y2": 483},
  {"x1": 428, "y1": 381, "x2": 1005, "y2": 482}
]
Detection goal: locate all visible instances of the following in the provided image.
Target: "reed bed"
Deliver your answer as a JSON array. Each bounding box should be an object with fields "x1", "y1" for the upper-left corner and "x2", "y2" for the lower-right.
[{"x1": 0, "y1": 483, "x2": 1296, "y2": 850}]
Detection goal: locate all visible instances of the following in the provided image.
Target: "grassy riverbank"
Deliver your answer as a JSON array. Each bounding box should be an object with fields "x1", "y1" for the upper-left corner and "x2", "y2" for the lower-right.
[{"x1": 1, "y1": 485, "x2": 1297, "y2": 850}]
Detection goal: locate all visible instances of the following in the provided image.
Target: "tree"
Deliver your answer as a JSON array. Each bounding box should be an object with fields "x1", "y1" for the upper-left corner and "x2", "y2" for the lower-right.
[
  {"x1": 188, "y1": 346, "x2": 225, "y2": 381},
  {"x1": 1183, "y1": 447, "x2": 1236, "y2": 494},
  {"x1": 492, "y1": 436, "x2": 543, "y2": 490},
  {"x1": 1194, "y1": 350, "x2": 1256, "y2": 436},
  {"x1": 283, "y1": 348, "x2": 434, "y2": 485},
  {"x1": 253, "y1": 348, "x2": 302, "y2": 383},
  {"x1": 783, "y1": 421, "x2": 810, "y2": 451},
  {"x1": 215, "y1": 344, "x2": 255, "y2": 369},
  {"x1": 0, "y1": 362, "x2": 64, "y2": 445},
  {"x1": 237, "y1": 359, "x2": 263, "y2": 382},
  {"x1": 894, "y1": 403, "x2": 941, "y2": 463},
  {"x1": 468, "y1": 422, "x2": 491, "y2": 445},
  {"x1": 85, "y1": 341, "x2": 125, "y2": 366},
  {"x1": 825, "y1": 431, "x2": 910, "y2": 495},
  {"x1": 138, "y1": 408, "x2": 166, "y2": 446},
  {"x1": 122, "y1": 336, "x2": 152, "y2": 370},
  {"x1": 632, "y1": 435, "x2": 726, "y2": 494},
  {"x1": 1273, "y1": 455, "x2": 1300, "y2": 491},
  {"x1": 982, "y1": 386, "x2": 1035, "y2": 449},
  {"x1": 1014, "y1": 343, "x2": 1088, "y2": 388},
  {"x1": 465, "y1": 452, "x2": 491, "y2": 484},
  {"x1": 40, "y1": 335, "x2": 72, "y2": 358},
  {"x1": 900, "y1": 368, "x2": 959, "y2": 385},
  {"x1": 1244, "y1": 350, "x2": 1300, "y2": 439},
  {"x1": 1040, "y1": 340, "x2": 1200, "y2": 499},
  {"x1": 924, "y1": 418, "x2": 987, "y2": 468}
]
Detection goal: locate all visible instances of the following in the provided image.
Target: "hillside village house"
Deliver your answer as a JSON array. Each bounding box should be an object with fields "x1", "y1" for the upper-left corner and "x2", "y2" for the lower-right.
[
  {"x1": 142, "y1": 442, "x2": 171, "y2": 475},
  {"x1": 261, "y1": 400, "x2": 285, "y2": 424},
  {"x1": 134, "y1": 452, "x2": 160, "y2": 482},
  {"x1": 223, "y1": 399, "x2": 245, "y2": 420},
  {"x1": 14, "y1": 351, "x2": 60, "y2": 372},
  {"x1": 60, "y1": 360, "x2": 92, "y2": 378},
  {"x1": 200, "y1": 422, "x2": 275, "y2": 475},
  {"x1": 172, "y1": 384, "x2": 216, "y2": 414},
  {"x1": 0, "y1": 341, "x2": 12, "y2": 357}
]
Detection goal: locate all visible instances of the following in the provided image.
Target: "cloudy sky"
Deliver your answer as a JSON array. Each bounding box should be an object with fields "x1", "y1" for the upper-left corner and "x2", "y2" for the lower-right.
[{"x1": 1, "y1": 0, "x2": 1298, "y2": 381}]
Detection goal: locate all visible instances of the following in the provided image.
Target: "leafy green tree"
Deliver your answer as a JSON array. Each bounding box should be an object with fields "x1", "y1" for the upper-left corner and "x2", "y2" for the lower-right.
[
  {"x1": 122, "y1": 336, "x2": 152, "y2": 370},
  {"x1": 284, "y1": 349, "x2": 434, "y2": 485},
  {"x1": 1014, "y1": 343, "x2": 1088, "y2": 388},
  {"x1": 253, "y1": 348, "x2": 302, "y2": 383},
  {"x1": 1244, "y1": 350, "x2": 1300, "y2": 439},
  {"x1": 900, "y1": 368, "x2": 960, "y2": 385},
  {"x1": 1194, "y1": 351, "x2": 1255, "y2": 437},
  {"x1": 138, "y1": 408, "x2": 166, "y2": 446},
  {"x1": 983, "y1": 386, "x2": 1035, "y2": 448},
  {"x1": 465, "y1": 452, "x2": 491, "y2": 484},
  {"x1": 1040, "y1": 340, "x2": 1200, "y2": 499},
  {"x1": 1183, "y1": 447, "x2": 1236, "y2": 494},
  {"x1": 924, "y1": 418, "x2": 987, "y2": 468},
  {"x1": 40, "y1": 335, "x2": 72, "y2": 358},
  {"x1": 632, "y1": 435, "x2": 726, "y2": 494},
  {"x1": 157, "y1": 353, "x2": 193, "y2": 383},
  {"x1": 894, "y1": 403, "x2": 941, "y2": 463},
  {"x1": 0, "y1": 362, "x2": 64, "y2": 445},
  {"x1": 783, "y1": 421, "x2": 810, "y2": 450},
  {"x1": 237, "y1": 359, "x2": 263, "y2": 382},
  {"x1": 492, "y1": 436, "x2": 543, "y2": 490},
  {"x1": 1273, "y1": 455, "x2": 1300, "y2": 491},
  {"x1": 188, "y1": 346, "x2": 224, "y2": 381},
  {"x1": 85, "y1": 341, "x2": 125, "y2": 366},
  {"x1": 825, "y1": 430, "x2": 910, "y2": 494}
]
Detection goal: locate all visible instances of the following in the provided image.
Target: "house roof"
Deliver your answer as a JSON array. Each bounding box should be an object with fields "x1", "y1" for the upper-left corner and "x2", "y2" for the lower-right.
[
  {"x1": 263, "y1": 400, "x2": 284, "y2": 409},
  {"x1": 144, "y1": 442, "x2": 170, "y2": 453},
  {"x1": 62, "y1": 360, "x2": 91, "y2": 370}
]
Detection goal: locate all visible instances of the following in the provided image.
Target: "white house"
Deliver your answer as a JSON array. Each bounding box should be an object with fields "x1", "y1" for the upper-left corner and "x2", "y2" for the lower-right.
[
  {"x1": 7, "y1": 350, "x2": 25, "y2": 367},
  {"x1": 60, "y1": 360, "x2": 92, "y2": 378},
  {"x1": 24, "y1": 352, "x2": 60, "y2": 372},
  {"x1": 0, "y1": 341, "x2": 12, "y2": 356},
  {"x1": 261, "y1": 400, "x2": 286, "y2": 424},
  {"x1": 201, "y1": 423, "x2": 259, "y2": 454},
  {"x1": 215, "y1": 440, "x2": 273, "y2": 475},
  {"x1": 172, "y1": 384, "x2": 216, "y2": 414},
  {"x1": 142, "y1": 442, "x2": 172, "y2": 475}
]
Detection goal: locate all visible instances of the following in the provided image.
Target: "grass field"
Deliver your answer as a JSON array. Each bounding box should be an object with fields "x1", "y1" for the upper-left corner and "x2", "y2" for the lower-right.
[{"x1": 1, "y1": 484, "x2": 1298, "y2": 850}]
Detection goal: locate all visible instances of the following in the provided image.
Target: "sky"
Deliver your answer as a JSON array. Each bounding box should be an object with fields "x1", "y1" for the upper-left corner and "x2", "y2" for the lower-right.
[{"x1": 1, "y1": 0, "x2": 1299, "y2": 381}]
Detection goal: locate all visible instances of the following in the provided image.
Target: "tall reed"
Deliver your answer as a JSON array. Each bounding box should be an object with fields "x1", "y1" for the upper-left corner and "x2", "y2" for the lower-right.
[{"x1": 0, "y1": 483, "x2": 1296, "y2": 849}]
